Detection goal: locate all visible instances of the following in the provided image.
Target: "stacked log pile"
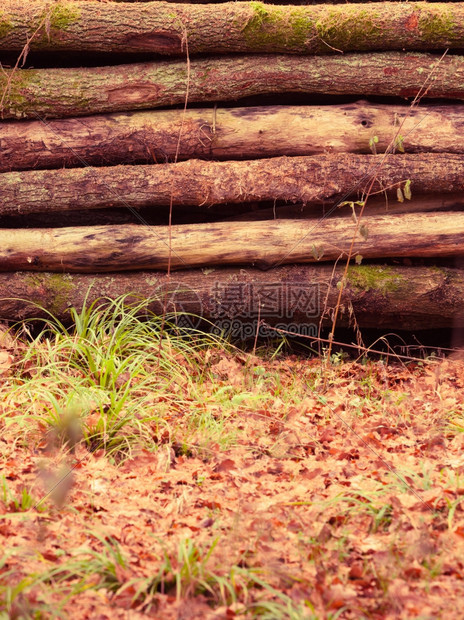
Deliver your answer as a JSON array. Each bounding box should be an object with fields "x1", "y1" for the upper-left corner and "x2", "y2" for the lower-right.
[{"x1": 1, "y1": 0, "x2": 464, "y2": 331}]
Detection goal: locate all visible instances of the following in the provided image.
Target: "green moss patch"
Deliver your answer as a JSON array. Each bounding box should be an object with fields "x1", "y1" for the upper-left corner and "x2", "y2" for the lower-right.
[
  {"x1": 347, "y1": 265, "x2": 404, "y2": 295},
  {"x1": 416, "y1": 3, "x2": 456, "y2": 46},
  {"x1": 0, "y1": 12, "x2": 13, "y2": 40},
  {"x1": 0, "y1": 69, "x2": 40, "y2": 119},
  {"x1": 241, "y1": 2, "x2": 385, "y2": 53},
  {"x1": 315, "y1": 7, "x2": 382, "y2": 51},
  {"x1": 32, "y1": 2, "x2": 81, "y2": 47},
  {"x1": 241, "y1": 2, "x2": 314, "y2": 49},
  {"x1": 23, "y1": 273, "x2": 74, "y2": 316},
  {"x1": 47, "y1": 3, "x2": 81, "y2": 31}
]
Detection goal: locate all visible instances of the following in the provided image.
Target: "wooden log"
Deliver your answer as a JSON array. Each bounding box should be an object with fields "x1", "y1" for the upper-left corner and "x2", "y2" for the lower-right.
[
  {"x1": 2, "y1": 52, "x2": 464, "y2": 120},
  {"x1": 2, "y1": 264, "x2": 464, "y2": 330},
  {"x1": 2, "y1": 153, "x2": 464, "y2": 216},
  {"x1": 2, "y1": 212, "x2": 464, "y2": 272},
  {"x1": 3, "y1": 102, "x2": 464, "y2": 172},
  {"x1": 1, "y1": 1, "x2": 463, "y2": 55}
]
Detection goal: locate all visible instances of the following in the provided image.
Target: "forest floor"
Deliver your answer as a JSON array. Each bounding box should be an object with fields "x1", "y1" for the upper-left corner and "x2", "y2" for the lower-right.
[{"x1": 1, "y1": 307, "x2": 464, "y2": 619}]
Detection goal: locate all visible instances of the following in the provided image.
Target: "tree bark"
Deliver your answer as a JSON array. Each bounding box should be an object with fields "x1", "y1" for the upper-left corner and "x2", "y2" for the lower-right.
[
  {"x1": 2, "y1": 212, "x2": 464, "y2": 272},
  {"x1": 3, "y1": 102, "x2": 464, "y2": 172},
  {"x1": 0, "y1": 1, "x2": 463, "y2": 55},
  {"x1": 2, "y1": 153, "x2": 464, "y2": 216},
  {"x1": 2, "y1": 52, "x2": 464, "y2": 120},
  {"x1": 1, "y1": 264, "x2": 464, "y2": 330}
]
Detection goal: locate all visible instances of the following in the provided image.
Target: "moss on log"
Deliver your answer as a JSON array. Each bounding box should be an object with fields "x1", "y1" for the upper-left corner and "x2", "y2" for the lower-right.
[
  {"x1": 1, "y1": 265, "x2": 464, "y2": 330},
  {"x1": 2, "y1": 52, "x2": 464, "y2": 120},
  {"x1": 0, "y1": 1, "x2": 463, "y2": 55}
]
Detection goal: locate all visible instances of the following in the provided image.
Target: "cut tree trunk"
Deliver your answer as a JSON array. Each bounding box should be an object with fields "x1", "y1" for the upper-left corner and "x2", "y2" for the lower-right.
[
  {"x1": 0, "y1": 1, "x2": 463, "y2": 55},
  {"x1": 2, "y1": 53, "x2": 464, "y2": 120},
  {"x1": 1, "y1": 264, "x2": 464, "y2": 330},
  {"x1": 2, "y1": 153, "x2": 464, "y2": 216},
  {"x1": 2, "y1": 212, "x2": 464, "y2": 272},
  {"x1": 3, "y1": 102, "x2": 464, "y2": 172}
]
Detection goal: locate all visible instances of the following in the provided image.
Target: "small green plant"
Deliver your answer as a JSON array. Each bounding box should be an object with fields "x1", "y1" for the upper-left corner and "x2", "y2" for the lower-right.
[
  {"x1": 131, "y1": 538, "x2": 230, "y2": 606},
  {"x1": 446, "y1": 496, "x2": 464, "y2": 530},
  {"x1": 4, "y1": 295, "x2": 234, "y2": 459},
  {"x1": 394, "y1": 134, "x2": 405, "y2": 153},
  {"x1": 396, "y1": 179, "x2": 412, "y2": 203},
  {"x1": 0, "y1": 577, "x2": 68, "y2": 619},
  {"x1": 369, "y1": 135, "x2": 379, "y2": 154},
  {"x1": 338, "y1": 200, "x2": 365, "y2": 223},
  {"x1": 320, "y1": 489, "x2": 394, "y2": 533},
  {"x1": 324, "y1": 349, "x2": 348, "y2": 366},
  {"x1": 0, "y1": 476, "x2": 40, "y2": 513},
  {"x1": 310, "y1": 244, "x2": 324, "y2": 261}
]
